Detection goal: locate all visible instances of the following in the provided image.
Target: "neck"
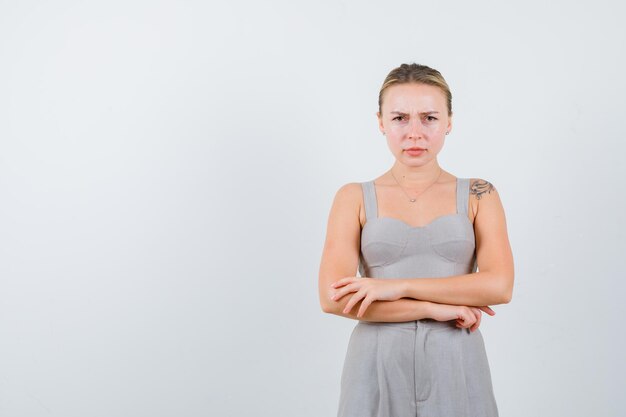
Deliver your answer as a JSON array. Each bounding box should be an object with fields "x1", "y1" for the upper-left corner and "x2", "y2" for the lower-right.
[{"x1": 389, "y1": 160, "x2": 442, "y2": 186}]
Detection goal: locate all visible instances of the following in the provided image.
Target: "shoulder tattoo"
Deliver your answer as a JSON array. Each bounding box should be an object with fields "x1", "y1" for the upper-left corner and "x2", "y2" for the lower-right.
[{"x1": 470, "y1": 179, "x2": 495, "y2": 200}]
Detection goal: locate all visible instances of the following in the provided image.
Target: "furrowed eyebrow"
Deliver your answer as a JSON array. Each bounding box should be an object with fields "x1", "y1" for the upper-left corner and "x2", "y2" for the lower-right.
[{"x1": 390, "y1": 111, "x2": 440, "y2": 116}]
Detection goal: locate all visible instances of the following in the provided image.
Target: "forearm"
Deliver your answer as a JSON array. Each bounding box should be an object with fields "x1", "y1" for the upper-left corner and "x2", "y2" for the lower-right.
[
  {"x1": 399, "y1": 271, "x2": 512, "y2": 306},
  {"x1": 324, "y1": 296, "x2": 434, "y2": 323}
]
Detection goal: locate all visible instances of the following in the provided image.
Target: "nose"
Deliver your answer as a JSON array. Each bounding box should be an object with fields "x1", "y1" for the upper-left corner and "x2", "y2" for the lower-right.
[{"x1": 407, "y1": 117, "x2": 424, "y2": 139}]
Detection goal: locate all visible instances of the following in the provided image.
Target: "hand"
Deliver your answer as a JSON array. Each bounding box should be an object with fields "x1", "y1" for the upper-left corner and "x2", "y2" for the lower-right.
[
  {"x1": 429, "y1": 303, "x2": 496, "y2": 332},
  {"x1": 330, "y1": 277, "x2": 405, "y2": 318},
  {"x1": 467, "y1": 306, "x2": 496, "y2": 332}
]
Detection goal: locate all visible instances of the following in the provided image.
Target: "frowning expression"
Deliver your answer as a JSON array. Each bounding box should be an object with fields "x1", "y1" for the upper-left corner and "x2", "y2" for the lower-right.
[{"x1": 377, "y1": 83, "x2": 452, "y2": 165}]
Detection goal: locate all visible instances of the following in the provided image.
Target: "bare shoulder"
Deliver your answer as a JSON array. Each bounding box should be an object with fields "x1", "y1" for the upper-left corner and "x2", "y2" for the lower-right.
[
  {"x1": 467, "y1": 177, "x2": 509, "y2": 224},
  {"x1": 334, "y1": 182, "x2": 363, "y2": 198},
  {"x1": 332, "y1": 182, "x2": 363, "y2": 209},
  {"x1": 328, "y1": 182, "x2": 364, "y2": 224},
  {"x1": 469, "y1": 178, "x2": 498, "y2": 200}
]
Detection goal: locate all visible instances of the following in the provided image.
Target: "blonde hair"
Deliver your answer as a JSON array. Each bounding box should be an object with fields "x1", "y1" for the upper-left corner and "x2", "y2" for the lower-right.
[{"x1": 378, "y1": 63, "x2": 452, "y2": 116}]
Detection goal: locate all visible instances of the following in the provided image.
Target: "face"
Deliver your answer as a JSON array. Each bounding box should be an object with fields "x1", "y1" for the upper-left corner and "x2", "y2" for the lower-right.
[{"x1": 377, "y1": 83, "x2": 452, "y2": 166}]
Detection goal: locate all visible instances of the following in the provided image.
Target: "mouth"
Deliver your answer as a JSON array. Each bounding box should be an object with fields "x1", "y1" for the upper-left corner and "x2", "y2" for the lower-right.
[{"x1": 405, "y1": 147, "x2": 426, "y2": 156}]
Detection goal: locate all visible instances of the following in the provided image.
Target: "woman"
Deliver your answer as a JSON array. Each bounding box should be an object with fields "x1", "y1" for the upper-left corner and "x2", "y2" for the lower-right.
[{"x1": 318, "y1": 63, "x2": 514, "y2": 417}]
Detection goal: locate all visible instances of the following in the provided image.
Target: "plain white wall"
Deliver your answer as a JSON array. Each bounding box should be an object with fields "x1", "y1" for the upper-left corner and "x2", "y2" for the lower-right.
[{"x1": 1, "y1": 1, "x2": 625, "y2": 416}]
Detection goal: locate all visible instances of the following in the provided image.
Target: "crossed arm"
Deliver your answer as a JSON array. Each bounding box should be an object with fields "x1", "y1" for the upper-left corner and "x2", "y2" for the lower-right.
[
  {"x1": 323, "y1": 269, "x2": 510, "y2": 323},
  {"x1": 325, "y1": 269, "x2": 511, "y2": 323},
  {"x1": 318, "y1": 180, "x2": 514, "y2": 322},
  {"x1": 322, "y1": 294, "x2": 436, "y2": 323}
]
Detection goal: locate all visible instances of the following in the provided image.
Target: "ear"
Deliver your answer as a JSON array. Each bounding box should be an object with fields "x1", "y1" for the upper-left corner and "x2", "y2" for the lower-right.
[
  {"x1": 376, "y1": 111, "x2": 385, "y2": 134},
  {"x1": 446, "y1": 114, "x2": 453, "y2": 134}
]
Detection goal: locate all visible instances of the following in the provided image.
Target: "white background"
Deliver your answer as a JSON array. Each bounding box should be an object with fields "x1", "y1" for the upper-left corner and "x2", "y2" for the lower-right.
[{"x1": 1, "y1": 1, "x2": 625, "y2": 416}]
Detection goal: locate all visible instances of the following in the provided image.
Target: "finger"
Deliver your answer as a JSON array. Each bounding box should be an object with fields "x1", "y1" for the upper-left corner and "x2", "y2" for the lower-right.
[
  {"x1": 471, "y1": 308, "x2": 482, "y2": 331},
  {"x1": 332, "y1": 283, "x2": 360, "y2": 301},
  {"x1": 469, "y1": 309, "x2": 477, "y2": 331},
  {"x1": 480, "y1": 306, "x2": 496, "y2": 316},
  {"x1": 343, "y1": 291, "x2": 365, "y2": 314},
  {"x1": 334, "y1": 276, "x2": 358, "y2": 288},
  {"x1": 460, "y1": 312, "x2": 476, "y2": 329},
  {"x1": 481, "y1": 306, "x2": 495, "y2": 315},
  {"x1": 331, "y1": 277, "x2": 355, "y2": 288},
  {"x1": 456, "y1": 315, "x2": 470, "y2": 329},
  {"x1": 357, "y1": 296, "x2": 374, "y2": 318}
]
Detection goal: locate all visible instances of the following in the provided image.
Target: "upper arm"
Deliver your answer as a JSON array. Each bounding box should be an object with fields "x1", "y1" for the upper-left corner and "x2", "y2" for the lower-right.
[
  {"x1": 318, "y1": 183, "x2": 363, "y2": 313},
  {"x1": 471, "y1": 179, "x2": 515, "y2": 303}
]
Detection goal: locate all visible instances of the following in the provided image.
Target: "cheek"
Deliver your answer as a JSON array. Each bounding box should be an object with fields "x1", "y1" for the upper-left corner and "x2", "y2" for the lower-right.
[
  {"x1": 432, "y1": 137, "x2": 446, "y2": 151},
  {"x1": 385, "y1": 138, "x2": 403, "y2": 154},
  {"x1": 425, "y1": 123, "x2": 443, "y2": 133},
  {"x1": 388, "y1": 125, "x2": 404, "y2": 135}
]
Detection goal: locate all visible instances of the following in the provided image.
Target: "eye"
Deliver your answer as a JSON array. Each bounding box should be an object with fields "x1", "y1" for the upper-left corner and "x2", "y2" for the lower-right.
[
  {"x1": 392, "y1": 116, "x2": 405, "y2": 121},
  {"x1": 425, "y1": 115, "x2": 438, "y2": 121}
]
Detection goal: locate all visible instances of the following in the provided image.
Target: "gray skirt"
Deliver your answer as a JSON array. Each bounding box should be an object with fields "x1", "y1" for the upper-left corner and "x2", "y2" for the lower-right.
[{"x1": 337, "y1": 319, "x2": 499, "y2": 417}]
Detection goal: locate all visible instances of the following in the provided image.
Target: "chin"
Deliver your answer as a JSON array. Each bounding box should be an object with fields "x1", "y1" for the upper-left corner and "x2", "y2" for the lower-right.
[{"x1": 399, "y1": 157, "x2": 430, "y2": 166}]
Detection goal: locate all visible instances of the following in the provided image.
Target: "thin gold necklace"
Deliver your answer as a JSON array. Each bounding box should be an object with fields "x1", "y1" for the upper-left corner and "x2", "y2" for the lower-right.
[{"x1": 389, "y1": 167, "x2": 443, "y2": 203}]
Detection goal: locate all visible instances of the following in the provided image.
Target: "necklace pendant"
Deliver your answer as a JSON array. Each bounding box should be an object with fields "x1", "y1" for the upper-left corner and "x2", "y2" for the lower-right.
[{"x1": 409, "y1": 198, "x2": 416, "y2": 202}]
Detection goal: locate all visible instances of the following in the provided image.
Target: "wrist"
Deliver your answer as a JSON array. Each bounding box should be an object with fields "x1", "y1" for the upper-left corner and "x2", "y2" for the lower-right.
[
  {"x1": 399, "y1": 278, "x2": 411, "y2": 298},
  {"x1": 422, "y1": 301, "x2": 434, "y2": 319},
  {"x1": 401, "y1": 278, "x2": 419, "y2": 299}
]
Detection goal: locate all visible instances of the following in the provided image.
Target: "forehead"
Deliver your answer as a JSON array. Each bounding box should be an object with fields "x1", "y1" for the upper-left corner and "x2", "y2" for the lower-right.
[{"x1": 381, "y1": 83, "x2": 447, "y2": 113}]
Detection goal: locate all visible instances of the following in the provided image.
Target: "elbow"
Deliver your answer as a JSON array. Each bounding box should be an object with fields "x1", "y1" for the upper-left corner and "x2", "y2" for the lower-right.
[
  {"x1": 483, "y1": 272, "x2": 513, "y2": 305},
  {"x1": 320, "y1": 297, "x2": 338, "y2": 315},
  {"x1": 321, "y1": 303, "x2": 339, "y2": 315},
  {"x1": 320, "y1": 284, "x2": 341, "y2": 314},
  {"x1": 496, "y1": 275, "x2": 514, "y2": 305},
  {"x1": 321, "y1": 301, "x2": 332, "y2": 314},
  {"x1": 499, "y1": 290, "x2": 512, "y2": 304},
  {"x1": 321, "y1": 305, "x2": 334, "y2": 315},
  {"x1": 488, "y1": 291, "x2": 510, "y2": 306}
]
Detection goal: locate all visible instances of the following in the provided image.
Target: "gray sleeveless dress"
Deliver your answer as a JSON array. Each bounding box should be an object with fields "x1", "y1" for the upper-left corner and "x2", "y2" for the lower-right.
[{"x1": 337, "y1": 177, "x2": 499, "y2": 417}]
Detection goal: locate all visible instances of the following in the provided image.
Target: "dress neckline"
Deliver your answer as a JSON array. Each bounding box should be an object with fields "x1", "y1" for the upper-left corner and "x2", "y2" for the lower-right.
[
  {"x1": 366, "y1": 213, "x2": 471, "y2": 230},
  {"x1": 366, "y1": 177, "x2": 465, "y2": 229}
]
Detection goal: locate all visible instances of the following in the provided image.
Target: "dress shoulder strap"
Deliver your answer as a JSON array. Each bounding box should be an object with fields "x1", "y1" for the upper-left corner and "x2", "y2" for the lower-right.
[
  {"x1": 360, "y1": 181, "x2": 378, "y2": 220},
  {"x1": 456, "y1": 177, "x2": 471, "y2": 215}
]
